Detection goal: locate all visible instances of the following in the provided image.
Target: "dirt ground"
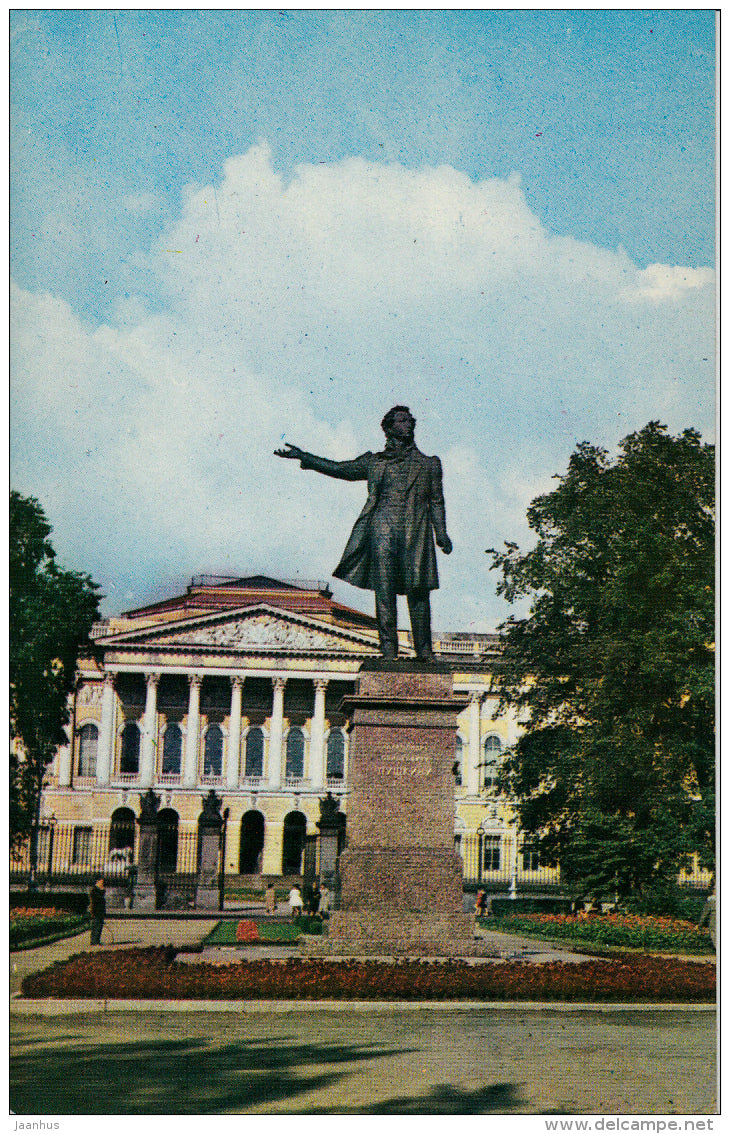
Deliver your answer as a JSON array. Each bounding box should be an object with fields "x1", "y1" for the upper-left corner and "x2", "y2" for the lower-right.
[{"x1": 10, "y1": 1006, "x2": 716, "y2": 1115}]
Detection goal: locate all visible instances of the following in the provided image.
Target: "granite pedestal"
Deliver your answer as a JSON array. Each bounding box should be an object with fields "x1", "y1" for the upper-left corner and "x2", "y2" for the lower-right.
[{"x1": 325, "y1": 661, "x2": 476, "y2": 956}]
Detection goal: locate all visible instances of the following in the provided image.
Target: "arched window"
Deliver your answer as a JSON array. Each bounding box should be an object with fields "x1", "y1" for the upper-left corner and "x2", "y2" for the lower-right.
[
  {"x1": 245, "y1": 728, "x2": 264, "y2": 778},
  {"x1": 483, "y1": 735, "x2": 503, "y2": 792},
  {"x1": 162, "y1": 723, "x2": 182, "y2": 775},
  {"x1": 77, "y1": 723, "x2": 98, "y2": 778},
  {"x1": 157, "y1": 809, "x2": 179, "y2": 873},
  {"x1": 326, "y1": 730, "x2": 345, "y2": 781},
  {"x1": 285, "y1": 728, "x2": 305, "y2": 780},
  {"x1": 203, "y1": 724, "x2": 223, "y2": 777},
  {"x1": 453, "y1": 735, "x2": 463, "y2": 786},
  {"x1": 120, "y1": 723, "x2": 140, "y2": 775},
  {"x1": 109, "y1": 807, "x2": 135, "y2": 852},
  {"x1": 239, "y1": 810, "x2": 265, "y2": 874},
  {"x1": 282, "y1": 810, "x2": 307, "y2": 875}
]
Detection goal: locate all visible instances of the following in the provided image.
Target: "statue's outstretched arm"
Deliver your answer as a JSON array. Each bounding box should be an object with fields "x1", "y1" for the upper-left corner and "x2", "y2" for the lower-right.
[{"x1": 275, "y1": 444, "x2": 371, "y2": 482}]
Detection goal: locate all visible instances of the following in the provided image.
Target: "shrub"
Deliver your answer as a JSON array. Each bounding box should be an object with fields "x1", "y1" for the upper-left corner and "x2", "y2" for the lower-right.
[
  {"x1": 10, "y1": 890, "x2": 89, "y2": 914},
  {"x1": 491, "y1": 912, "x2": 714, "y2": 953},
  {"x1": 21, "y1": 947, "x2": 715, "y2": 1003},
  {"x1": 489, "y1": 897, "x2": 573, "y2": 917},
  {"x1": 10, "y1": 909, "x2": 88, "y2": 949}
]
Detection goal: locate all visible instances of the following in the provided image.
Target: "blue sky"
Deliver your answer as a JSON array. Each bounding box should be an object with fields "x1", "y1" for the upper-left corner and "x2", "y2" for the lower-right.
[{"x1": 10, "y1": 9, "x2": 716, "y2": 630}]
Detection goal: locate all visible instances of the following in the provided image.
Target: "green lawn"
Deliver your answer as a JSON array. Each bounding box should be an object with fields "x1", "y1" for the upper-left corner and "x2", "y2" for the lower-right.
[{"x1": 202, "y1": 918, "x2": 322, "y2": 946}]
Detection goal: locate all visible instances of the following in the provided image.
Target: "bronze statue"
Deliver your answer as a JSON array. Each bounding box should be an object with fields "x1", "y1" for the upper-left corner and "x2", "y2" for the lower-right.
[{"x1": 275, "y1": 406, "x2": 452, "y2": 660}]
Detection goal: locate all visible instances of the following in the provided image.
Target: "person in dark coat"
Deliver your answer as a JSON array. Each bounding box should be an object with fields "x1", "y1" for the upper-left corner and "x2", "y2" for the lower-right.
[
  {"x1": 89, "y1": 877, "x2": 106, "y2": 945},
  {"x1": 309, "y1": 881, "x2": 322, "y2": 917},
  {"x1": 275, "y1": 406, "x2": 452, "y2": 659}
]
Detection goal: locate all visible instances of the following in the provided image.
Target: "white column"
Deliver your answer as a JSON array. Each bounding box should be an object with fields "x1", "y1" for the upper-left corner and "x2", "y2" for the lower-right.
[
  {"x1": 140, "y1": 672, "x2": 160, "y2": 788},
  {"x1": 226, "y1": 676, "x2": 244, "y2": 789},
  {"x1": 467, "y1": 690, "x2": 483, "y2": 797},
  {"x1": 57, "y1": 707, "x2": 73, "y2": 788},
  {"x1": 310, "y1": 679, "x2": 328, "y2": 790},
  {"x1": 97, "y1": 673, "x2": 116, "y2": 786},
  {"x1": 267, "y1": 676, "x2": 287, "y2": 790},
  {"x1": 183, "y1": 675, "x2": 202, "y2": 788}
]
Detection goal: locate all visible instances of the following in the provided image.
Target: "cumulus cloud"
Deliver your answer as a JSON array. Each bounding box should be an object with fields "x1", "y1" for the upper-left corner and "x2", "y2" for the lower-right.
[{"x1": 11, "y1": 146, "x2": 715, "y2": 627}]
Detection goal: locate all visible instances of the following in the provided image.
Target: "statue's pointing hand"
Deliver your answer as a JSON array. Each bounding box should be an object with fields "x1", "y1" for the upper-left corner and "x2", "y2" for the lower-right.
[{"x1": 275, "y1": 443, "x2": 305, "y2": 460}]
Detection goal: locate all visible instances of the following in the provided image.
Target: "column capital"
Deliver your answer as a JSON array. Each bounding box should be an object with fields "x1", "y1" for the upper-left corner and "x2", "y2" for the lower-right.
[
  {"x1": 230, "y1": 674, "x2": 245, "y2": 690},
  {"x1": 468, "y1": 689, "x2": 484, "y2": 705},
  {"x1": 145, "y1": 671, "x2": 161, "y2": 687},
  {"x1": 103, "y1": 671, "x2": 116, "y2": 688},
  {"x1": 313, "y1": 678, "x2": 330, "y2": 694},
  {"x1": 188, "y1": 673, "x2": 203, "y2": 690},
  {"x1": 272, "y1": 675, "x2": 287, "y2": 692}
]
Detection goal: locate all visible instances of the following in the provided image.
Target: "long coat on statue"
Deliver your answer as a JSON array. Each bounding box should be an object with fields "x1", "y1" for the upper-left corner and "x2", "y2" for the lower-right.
[{"x1": 300, "y1": 444, "x2": 449, "y2": 594}]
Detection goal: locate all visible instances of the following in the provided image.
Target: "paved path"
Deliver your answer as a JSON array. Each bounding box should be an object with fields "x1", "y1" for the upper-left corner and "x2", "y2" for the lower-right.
[
  {"x1": 10, "y1": 917, "x2": 219, "y2": 996},
  {"x1": 10, "y1": 1005, "x2": 716, "y2": 1114}
]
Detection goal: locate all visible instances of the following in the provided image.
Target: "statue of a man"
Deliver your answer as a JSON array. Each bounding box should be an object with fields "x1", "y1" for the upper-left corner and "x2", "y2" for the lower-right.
[{"x1": 275, "y1": 405, "x2": 452, "y2": 660}]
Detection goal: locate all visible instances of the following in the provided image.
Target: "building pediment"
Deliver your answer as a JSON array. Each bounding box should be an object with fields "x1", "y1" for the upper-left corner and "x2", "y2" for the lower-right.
[{"x1": 95, "y1": 603, "x2": 381, "y2": 657}]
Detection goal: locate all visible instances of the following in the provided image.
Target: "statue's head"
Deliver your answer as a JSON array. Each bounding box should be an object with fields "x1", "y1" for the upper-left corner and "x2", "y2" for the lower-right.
[{"x1": 381, "y1": 405, "x2": 416, "y2": 441}]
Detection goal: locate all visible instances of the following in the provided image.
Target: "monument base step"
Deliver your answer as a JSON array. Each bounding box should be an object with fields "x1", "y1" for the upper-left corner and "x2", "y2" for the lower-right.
[{"x1": 315, "y1": 908, "x2": 484, "y2": 956}]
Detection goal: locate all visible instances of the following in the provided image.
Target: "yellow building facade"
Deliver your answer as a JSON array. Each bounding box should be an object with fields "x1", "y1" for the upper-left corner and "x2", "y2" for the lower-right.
[{"x1": 40, "y1": 575, "x2": 558, "y2": 889}]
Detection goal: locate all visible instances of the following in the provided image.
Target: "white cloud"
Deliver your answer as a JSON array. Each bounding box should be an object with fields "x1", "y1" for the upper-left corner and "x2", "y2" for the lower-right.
[
  {"x1": 621, "y1": 263, "x2": 715, "y2": 303},
  {"x1": 11, "y1": 147, "x2": 715, "y2": 628}
]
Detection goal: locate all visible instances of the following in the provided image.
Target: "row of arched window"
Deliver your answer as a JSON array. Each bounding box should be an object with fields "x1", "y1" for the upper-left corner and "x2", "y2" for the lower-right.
[
  {"x1": 75, "y1": 721, "x2": 346, "y2": 781},
  {"x1": 106, "y1": 805, "x2": 319, "y2": 876}
]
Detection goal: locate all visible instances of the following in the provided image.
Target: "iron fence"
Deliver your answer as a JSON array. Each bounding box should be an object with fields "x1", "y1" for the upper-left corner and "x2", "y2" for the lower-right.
[
  {"x1": 455, "y1": 833, "x2": 713, "y2": 893},
  {"x1": 10, "y1": 821, "x2": 137, "y2": 888}
]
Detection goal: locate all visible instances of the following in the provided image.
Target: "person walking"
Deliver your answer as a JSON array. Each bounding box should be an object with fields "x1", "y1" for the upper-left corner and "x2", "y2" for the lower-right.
[
  {"x1": 264, "y1": 882, "x2": 277, "y2": 915},
  {"x1": 288, "y1": 884, "x2": 304, "y2": 922},
  {"x1": 89, "y1": 877, "x2": 106, "y2": 945}
]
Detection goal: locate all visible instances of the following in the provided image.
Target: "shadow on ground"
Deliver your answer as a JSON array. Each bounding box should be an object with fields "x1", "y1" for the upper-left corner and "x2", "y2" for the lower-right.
[
  {"x1": 306, "y1": 1082, "x2": 524, "y2": 1114},
  {"x1": 10, "y1": 1034, "x2": 418, "y2": 1115}
]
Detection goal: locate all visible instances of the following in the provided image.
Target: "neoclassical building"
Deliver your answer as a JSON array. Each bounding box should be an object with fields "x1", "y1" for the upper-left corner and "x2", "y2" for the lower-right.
[{"x1": 43, "y1": 574, "x2": 538, "y2": 885}]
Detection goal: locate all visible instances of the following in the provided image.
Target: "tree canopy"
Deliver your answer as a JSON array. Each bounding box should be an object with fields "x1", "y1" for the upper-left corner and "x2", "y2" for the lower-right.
[
  {"x1": 488, "y1": 422, "x2": 715, "y2": 902},
  {"x1": 10, "y1": 491, "x2": 101, "y2": 848}
]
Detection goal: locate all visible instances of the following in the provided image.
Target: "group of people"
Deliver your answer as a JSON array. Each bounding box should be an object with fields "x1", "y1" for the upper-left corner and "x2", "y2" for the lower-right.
[{"x1": 285, "y1": 881, "x2": 330, "y2": 922}]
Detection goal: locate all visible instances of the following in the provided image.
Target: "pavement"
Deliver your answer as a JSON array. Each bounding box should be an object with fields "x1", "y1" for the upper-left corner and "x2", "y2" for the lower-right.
[{"x1": 10, "y1": 1005, "x2": 717, "y2": 1114}]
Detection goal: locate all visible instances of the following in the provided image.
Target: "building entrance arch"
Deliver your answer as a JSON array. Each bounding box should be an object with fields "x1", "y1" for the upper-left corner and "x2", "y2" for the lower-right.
[
  {"x1": 282, "y1": 811, "x2": 307, "y2": 875},
  {"x1": 239, "y1": 810, "x2": 265, "y2": 874},
  {"x1": 157, "y1": 808, "x2": 179, "y2": 873}
]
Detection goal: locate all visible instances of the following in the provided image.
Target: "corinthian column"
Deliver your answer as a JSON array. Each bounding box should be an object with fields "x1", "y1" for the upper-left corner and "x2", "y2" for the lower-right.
[
  {"x1": 267, "y1": 676, "x2": 287, "y2": 790},
  {"x1": 183, "y1": 675, "x2": 202, "y2": 788},
  {"x1": 467, "y1": 690, "x2": 483, "y2": 797},
  {"x1": 226, "y1": 676, "x2": 244, "y2": 789},
  {"x1": 140, "y1": 672, "x2": 160, "y2": 788},
  {"x1": 96, "y1": 673, "x2": 117, "y2": 786},
  {"x1": 310, "y1": 679, "x2": 328, "y2": 790}
]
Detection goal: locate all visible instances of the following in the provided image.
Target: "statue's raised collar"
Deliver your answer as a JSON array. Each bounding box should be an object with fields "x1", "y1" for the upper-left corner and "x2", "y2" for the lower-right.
[{"x1": 382, "y1": 438, "x2": 417, "y2": 461}]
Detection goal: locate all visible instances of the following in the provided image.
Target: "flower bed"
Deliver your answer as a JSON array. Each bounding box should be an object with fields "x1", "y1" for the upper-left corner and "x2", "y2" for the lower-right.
[
  {"x1": 10, "y1": 908, "x2": 89, "y2": 950},
  {"x1": 202, "y1": 918, "x2": 321, "y2": 946},
  {"x1": 492, "y1": 912, "x2": 714, "y2": 954},
  {"x1": 21, "y1": 947, "x2": 715, "y2": 1002}
]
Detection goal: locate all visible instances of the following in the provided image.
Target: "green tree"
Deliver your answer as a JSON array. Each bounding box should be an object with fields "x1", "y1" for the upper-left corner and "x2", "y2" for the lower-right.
[
  {"x1": 488, "y1": 422, "x2": 715, "y2": 902},
  {"x1": 10, "y1": 492, "x2": 101, "y2": 873}
]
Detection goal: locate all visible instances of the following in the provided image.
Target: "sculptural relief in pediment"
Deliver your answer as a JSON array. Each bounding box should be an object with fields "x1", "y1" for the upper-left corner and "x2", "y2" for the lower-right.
[{"x1": 120, "y1": 611, "x2": 378, "y2": 654}]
